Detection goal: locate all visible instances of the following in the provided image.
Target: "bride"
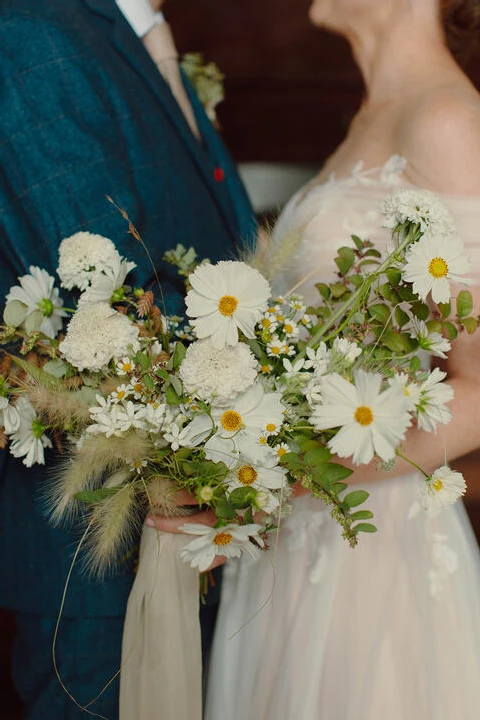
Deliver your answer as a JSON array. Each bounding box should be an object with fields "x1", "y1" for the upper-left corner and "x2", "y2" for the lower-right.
[{"x1": 205, "y1": 1, "x2": 480, "y2": 718}]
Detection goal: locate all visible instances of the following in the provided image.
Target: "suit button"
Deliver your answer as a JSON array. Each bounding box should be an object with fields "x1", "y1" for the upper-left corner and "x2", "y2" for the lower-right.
[{"x1": 214, "y1": 167, "x2": 225, "y2": 182}]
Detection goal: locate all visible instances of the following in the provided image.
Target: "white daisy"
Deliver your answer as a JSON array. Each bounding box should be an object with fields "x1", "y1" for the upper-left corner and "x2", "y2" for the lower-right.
[
  {"x1": 116, "y1": 357, "x2": 135, "y2": 376},
  {"x1": 311, "y1": 370, "x2": 411, "y2": 464},
  {"x1": 59, "y1": 303, "x2": 140, "y2": 371},
  {"x1": 6, "y1": 266, "x2": 66, "y2": 338},
  {"x1": 410, "y1": 319, "x2": 451, "y2": 359},
  {"x1": 179, "y1": 522, "x2": 264, "y2": 571},
  {"x1": 57, "y1": 232, "x2": 121, "y2": 291},
  {"x1": 0, "y1": 396, "x2": 20, "y2": 434},
  {"x1": 8, "y1": 397, "x2": 52, "y2": 466},
  {"x1": 416, "y1": 367, "x2": 454, "y2": 433},
  {"x1": 420, "y1": 466, "x2": 466, "y2": 509},
  {"x1": 179, "y1": 338, "x2": 258, "y2": 405},
  {"x1": 402, "y1": 234, "x2": 472, "y2": 304},
  {"x1": 185, "y1": 261, "x2": 271, "y2": 348},
  {"x1": 388, "y1": 373, "x2": 421, "y2": 412}
]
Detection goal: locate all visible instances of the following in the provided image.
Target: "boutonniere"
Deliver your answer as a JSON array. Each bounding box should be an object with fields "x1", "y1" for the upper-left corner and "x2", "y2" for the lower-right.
[{"x1": 181, "y1": 52, "x2": 225, "y2": 126}]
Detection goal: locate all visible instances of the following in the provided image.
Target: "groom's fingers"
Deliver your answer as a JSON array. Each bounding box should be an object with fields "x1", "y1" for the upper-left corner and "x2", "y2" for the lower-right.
[{"x1": 145, "y1": 508, "x2": 218, "y2": 534}]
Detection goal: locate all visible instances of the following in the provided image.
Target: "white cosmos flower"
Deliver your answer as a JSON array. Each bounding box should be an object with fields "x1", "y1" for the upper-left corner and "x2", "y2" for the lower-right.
[
  {"x1": 8, "y1": 397, "x2": 52, "y2": 466},
  {"x1": 0, "y1": 396, "x2": 20, "y2": 434},
  {"x1": 420, "y1": 466, "x2": 466, "y2": 509},
  {"x1": 226, "y1": 458, "x2": 288, "y2": 513},
  {"x1": 402, "y1": 234, "x2": 472, "y2": 304},
  {"x1": 410, "y1": 319, "x2": 451, "y2": 359},
  {"x1": 388, "y1": 373, "x2": 421, "y2": 412},
  {"x1": 185, "y1": 261, "x2": 271, "y2": 348},
  {"x1": 77, "y1": 256, "x2": 136, "y2": 306},
  {"x1": 6, "y1": 266, "x2": 66, "y2": 338},
  {"x1": 204, "y1": 383, "x2": 285, "y2": 467},
  {"x1": 57, "y1": 232, "x2": 122, "y2": 291},
  {"x1": 416, "y1": 367, "x2": 454, "y2": 432},
  {"x1": 311, "y1": 370, "x2": 411, "y2": 464},
  {"x1": 179, "y1": 522, "x2": 264, "y2": 571},
  {"x1": 59, "y1": 303, "x2": 140, "y2": 371},
  {"x1": 382, "y1": 189, "x2": 456, "y2": 236},
  {"x1": 179, "y1": 338, "x2": 258, "y2": 405}
]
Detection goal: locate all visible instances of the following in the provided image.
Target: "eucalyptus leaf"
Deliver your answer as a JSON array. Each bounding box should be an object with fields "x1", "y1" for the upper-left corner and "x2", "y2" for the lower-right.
[
  {"x1": 395, "y1": 307, "x2": 410, "y2": 328},
  {"x1": 437, "y1": 301, "x2": 451, "y2": 320},
  {"x1": 304, "y1": 447, "x2": 332, "y2": 466},
  {"x1": 330, "y1": 282, "x2": 347, "y2": 299},
  {"x1": 342, "y1": 489, "x2": 369, "y2": 508},
  {"x1": 353, "y1": 522, "x2": 377, "y2": 534},
  {"x1": 335, "y1": 246, "x2": 355, "y2": 276},
  {"x1": 456, "y1": 290, "x2": 473, "y2": 319},
  {"x1": 315, "y1": 283, "x2": 331, "y2": 301},
  {"x1": 442, "y1": 321, "x2": 458, "y2": 340},
  {"x1": 462, "y1": 317, "x2": 478, "y2": 334},
  {"x1": 349, "y1": 510, "x2": 374, "y2": 521},
  {"x1": 368, "y1": 303, "x2": 392, "y2": 324}
]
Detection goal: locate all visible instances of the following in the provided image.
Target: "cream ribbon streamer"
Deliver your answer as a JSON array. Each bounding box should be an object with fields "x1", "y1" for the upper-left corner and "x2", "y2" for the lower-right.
[{"x1": 119, "y1": 526, "x2": 202, "y2": 720}]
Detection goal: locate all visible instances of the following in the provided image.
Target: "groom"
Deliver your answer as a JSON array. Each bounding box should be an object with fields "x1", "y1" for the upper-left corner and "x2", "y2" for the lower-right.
[{"x1": 0, "y1": 0, "x2": 255, "y2": 717}]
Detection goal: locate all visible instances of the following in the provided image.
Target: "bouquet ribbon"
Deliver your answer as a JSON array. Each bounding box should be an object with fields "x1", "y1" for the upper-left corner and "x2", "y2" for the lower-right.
[{"x1": 119, "y1": 526, "x2": 202, "y2": 720}]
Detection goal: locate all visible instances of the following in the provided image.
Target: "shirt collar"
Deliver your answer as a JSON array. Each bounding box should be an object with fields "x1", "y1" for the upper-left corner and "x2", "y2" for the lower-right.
[{"x1": 115, "y1": 0, "x2": 165, "y2": 37}]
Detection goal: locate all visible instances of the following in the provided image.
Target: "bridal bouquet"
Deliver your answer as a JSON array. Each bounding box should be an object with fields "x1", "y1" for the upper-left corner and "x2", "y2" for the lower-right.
[{"x1": 0, "y1": 189, "x2": 475, "y2": 577}]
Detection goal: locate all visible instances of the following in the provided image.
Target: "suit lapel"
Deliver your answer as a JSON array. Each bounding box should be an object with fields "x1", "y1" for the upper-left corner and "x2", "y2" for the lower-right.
[{"x1": 83, "y1": 0, "x2": 241, "y2": 245}]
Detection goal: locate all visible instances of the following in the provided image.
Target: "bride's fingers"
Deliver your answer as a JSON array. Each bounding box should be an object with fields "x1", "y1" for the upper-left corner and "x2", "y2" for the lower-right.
[
  {"x1": 145, "y1": 508, "x2": 218, "y2": 534},
  {"x1": 172, "y1": 488, "x2": 200, "y2": 505},
  {"x1": 204, "y1": 555, "x2": 227, "y2": 571}
]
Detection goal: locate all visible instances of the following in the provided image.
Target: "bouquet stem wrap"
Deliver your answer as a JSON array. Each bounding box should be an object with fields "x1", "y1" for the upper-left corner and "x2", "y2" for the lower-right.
[{"x1": 119, "y1": 526, "x2": 202, "y2": 720}]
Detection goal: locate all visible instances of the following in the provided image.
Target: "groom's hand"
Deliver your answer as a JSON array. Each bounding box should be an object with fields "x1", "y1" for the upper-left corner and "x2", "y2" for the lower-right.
[{"x1": 144, "y1": 489, "x2": 227, "y2": 570}]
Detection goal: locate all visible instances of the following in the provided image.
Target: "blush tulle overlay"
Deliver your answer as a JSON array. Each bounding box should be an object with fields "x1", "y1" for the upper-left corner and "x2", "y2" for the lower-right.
[{"x1": 205, "y1": 157, "x2": 480, "y2": 720}]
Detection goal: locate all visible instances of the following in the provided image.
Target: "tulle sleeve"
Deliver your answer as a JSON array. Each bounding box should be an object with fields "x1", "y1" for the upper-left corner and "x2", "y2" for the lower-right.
[{"x1": 443, "y1": 196, "x2": 480, "y2": 285}]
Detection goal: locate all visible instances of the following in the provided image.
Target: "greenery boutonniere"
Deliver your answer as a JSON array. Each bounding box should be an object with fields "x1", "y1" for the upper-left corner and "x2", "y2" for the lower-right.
[{"x1": 181, "y1": 52, "x2": 225, "y2": 126}]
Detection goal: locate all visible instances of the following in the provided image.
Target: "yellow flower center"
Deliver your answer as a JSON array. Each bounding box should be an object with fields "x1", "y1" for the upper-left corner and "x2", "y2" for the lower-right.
[
  {"x1": 354, "y1": 405, "x2": 374, "y2": 426},
  {"x1": 432, "y1": 477, "x2": 443, "y2": 492},
  {"x1": 121, "y1": 362, "x2": 132, "y2": 372},
  {"x1": 284, "y1": 324, "x2": 293, "y2": 334},
  {"x1": 276, "y1": 314, "x2": 284, "y2": 322},
  {"x1": 261, "y1": 365, "x2": 271, "y2": 373},
  {"x1": 270, "y1": 347, "x2": 281, "y2": 355},
  {"x1": 214, "y1": 531, "x2": 233, "y2": 546},
  {"x1": 403, "y1": 386, "x2": 410, "y2": 397},
  {"x1": 116, "y1": 390, "x2": 126, "y2": 400},
  {"x1": 134, "y1": 383, "x2": 143, "y2": 393},
  {"x1": 428, "y1": 257, "x2": 448, "y2": 279},
  {"x1": 221, "y1": 410, "x2": 242, "y2": 432},
  {"x1": 237, "y1": 465, "x2": 258, "y2": 486},
  {"x1": 218, "y1": 295, "x2": 238, "y2": 316},
  {"x1": 259, "y1": 436, "x2": 268, "y2": 445},
  {"x1": 261, "y1": 318, "x2": 271, "y2": 329},
  {"x1": 277, "y1": 447, "x2": 287, "y2": 458},
  {"x1": 266, "y1": 423, "x2": 276, "y2": 432}
]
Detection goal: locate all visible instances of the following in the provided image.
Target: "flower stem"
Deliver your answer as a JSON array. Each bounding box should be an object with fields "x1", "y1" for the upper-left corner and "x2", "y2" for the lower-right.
[{"x1": 395, "y1": 450, "x2": 429, "y2": 478}]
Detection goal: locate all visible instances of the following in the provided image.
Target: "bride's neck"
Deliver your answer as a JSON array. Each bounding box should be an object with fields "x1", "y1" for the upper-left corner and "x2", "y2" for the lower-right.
[{"x1": 347, "y1": 18, "x2": 458, "y2": 107}]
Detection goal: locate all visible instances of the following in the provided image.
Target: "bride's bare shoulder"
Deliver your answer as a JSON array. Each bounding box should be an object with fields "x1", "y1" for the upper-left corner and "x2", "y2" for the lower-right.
[{"x1": 398, "y1": 83, "x2": 480, "y2": 194}]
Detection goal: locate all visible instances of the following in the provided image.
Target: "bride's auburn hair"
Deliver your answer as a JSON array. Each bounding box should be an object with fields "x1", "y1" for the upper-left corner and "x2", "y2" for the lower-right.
[{"x1": 441, "y1": 0, "x2": 480, "y2": 58}]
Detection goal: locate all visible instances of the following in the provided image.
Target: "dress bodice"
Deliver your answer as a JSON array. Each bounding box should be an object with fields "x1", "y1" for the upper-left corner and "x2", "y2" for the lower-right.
[{"x1": 269, "y1": 155, "x2": 480, "y2": 303}]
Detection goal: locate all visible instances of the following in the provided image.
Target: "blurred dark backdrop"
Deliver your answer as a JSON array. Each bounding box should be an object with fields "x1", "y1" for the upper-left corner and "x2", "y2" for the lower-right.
[{"x1": 3, "y1": 2, "x2": 480, "y2": 717}]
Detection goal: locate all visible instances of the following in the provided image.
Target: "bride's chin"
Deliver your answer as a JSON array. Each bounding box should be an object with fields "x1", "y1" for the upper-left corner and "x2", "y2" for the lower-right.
[{"x1": 308, "y1": 2, "x2": 340, "y2": 32}]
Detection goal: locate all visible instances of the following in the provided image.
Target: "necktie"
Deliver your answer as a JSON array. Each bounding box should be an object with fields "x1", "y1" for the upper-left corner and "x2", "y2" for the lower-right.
[{"x1": 143, "y1": 22, "x2": 201, "y2": 140}]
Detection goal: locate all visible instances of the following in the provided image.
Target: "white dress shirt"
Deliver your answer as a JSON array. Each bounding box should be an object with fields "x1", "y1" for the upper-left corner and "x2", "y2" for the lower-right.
[{"x1": 115, "y1": 0, "x2": 165, "y2": 37}]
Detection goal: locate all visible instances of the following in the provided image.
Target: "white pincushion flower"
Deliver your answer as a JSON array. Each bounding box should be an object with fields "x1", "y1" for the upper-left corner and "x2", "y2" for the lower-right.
[
  {"x1": 179, "y1": 338, "x2": 258, "y2": 404},
  {"x1": 77, "y1": 255, "x2": 136, "y2": 306},
  {"x1": 410, "y1": 319, "x2": 451, "y2": 359},
  {"x1": 185, "y1": 261, "x2": 271, "y2": 348},
  {"x1": 382, "y1": 189, "x2": 456, "y2": 236},
  {"x1": 0, "y1": 396, "x2": 20, "y2": 434},
  {"x1": 420, "y1": 466, "x2": 466, "y2": 509},
  {"x1": 203, "y1": 383, "x2": 285, "y2": 467},
  {"x1": 402, "y1": 234, "x2": 471, "y2": 304},
  {"x1": 332, "y1": 337, "x2": 362, "y2": 364},
  {"x1": 179, "y1": 522, "x2": 264, "y2": 571},
  {"x1": 6, "y1": 266, "x2": 66, "y2": 338},
  {"x1": 8, "y1": 397, "x2": 52, "y2": 466},
  {"x1": 311, "y1": 370, "x2": 411, "y2": 464},
  {"x1": 59, "y1": 303, "x2": 140, "y2": 371},
  {"x1": 416, "y1": 367, "x2": 454, "y2": 432},
  {"x1": 57, "y1": 232, "x2": 122, "y2": 291}
]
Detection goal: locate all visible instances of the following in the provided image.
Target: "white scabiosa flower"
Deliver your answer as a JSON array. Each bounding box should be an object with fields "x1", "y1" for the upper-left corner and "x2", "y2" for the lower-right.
[
  {"x1": 59, "y1": 303, "x2": 140, "y2": 371},
  {"x1": 332, "y1": 337, "x2": 362, "y2": 364},
  {"x1": 204, "y1": 383, "x2": 285, "y2": 467},
  {"x1": 77, "y1": 255, "x2": 136, "y2": 306},
  {"x1": 416, "y1": 367, "x2": 454, "y2": 432},
  {"x1": 179, "y1": 338, "x2": 258, "y2": 405},
  {"x1": 8, "y1": 397, "x2": 52, "y2": 466},
  {"x1": 402, "y1": 234, "x2": 472, "y2": 304},
  {"x1": 0, "y1": 396, "x2": 20, "y2": 434},
  {"x1": 410, "y1": 319, "x2": 451, "y2": 359},
  {"x1": 179, "y1": 522, "x2": 264, "y2": 571},
  {"x1": 382, "y1": 189, "x2": 456, "y2": 236},
  {"x1": 57, "y1": 232, "x2": 122, "y2": 291},
  {"x1": 185, "y1": 261, "x2": 271, "y2": 348},
  {"x1": 420, "y1": 466, "x2": 466, "y2": 509},
  {"x1": 6, "y1": 266, "x2": 66, "y2": 338},
  {"x1": 311, "y1": 370, "x2": 411, "y2": 464}
]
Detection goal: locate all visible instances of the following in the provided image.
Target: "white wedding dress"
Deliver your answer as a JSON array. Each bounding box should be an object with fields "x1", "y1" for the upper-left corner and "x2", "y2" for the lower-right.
[{"x1": 206, "y1": 156, "x2": 480, "y2": 720}]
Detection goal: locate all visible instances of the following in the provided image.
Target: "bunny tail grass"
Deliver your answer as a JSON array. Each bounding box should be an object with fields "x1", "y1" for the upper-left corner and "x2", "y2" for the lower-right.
[
  {"x1": 45, "y1": 432, "x2": 154, "y2": 526},
  {"x1": 144, "y1": 475, "x2": 188, "y2": 517},
  {"x1": 248, "y1": 227, "x2": 304, "y2": 282},
  {"x1": 82, "y1": 483, "x2": 139, "y2": 579},
  {"x1": 26, "y1": 383, "x2": 96, "y2": 427}
]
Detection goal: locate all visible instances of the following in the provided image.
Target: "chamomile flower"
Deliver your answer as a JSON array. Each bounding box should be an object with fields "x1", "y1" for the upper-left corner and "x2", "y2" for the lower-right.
[
  {"x1": 311, "y1": 370, "x2": 411, "y2": 464},
  {"x1": 402, "y1": 234, "x2": 471, "y2": 304},
  {"x1": 109, "y1": 384, "x2": 131, "y2": 404},
  {"x1": 274, "y1": 442, "x2": 290, "y2": 461},
  {"x1": 416, "y1": 367, "x2": 454, "y2": 432},
  {"x1": 185, "y1": 261, "x2": 271, "y2": 348},
  {"x1": 266, "y1": 338, "x2": 288, "y2": 357},
  {"x1": 420, "y1": 466, "x2": 466, "y2": 509},
  {"x1": 179, "y1": 523, "x2": 264, "y2": 571},
  {"x1": 128, "y1": 458, "x2": 148, "y2": 475},
  {"x1": 410, "y1": 319, "x2": 451, "y2": 359},
  {"x1": 116, "y1": 357, "x2": 135, "y2": 376},
  {"x1": 282, "y1": 319, "x2": 299, "y2": 338},
  {"x1": 6, "y1": 266, "x2": 66, "y2": 338}
]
